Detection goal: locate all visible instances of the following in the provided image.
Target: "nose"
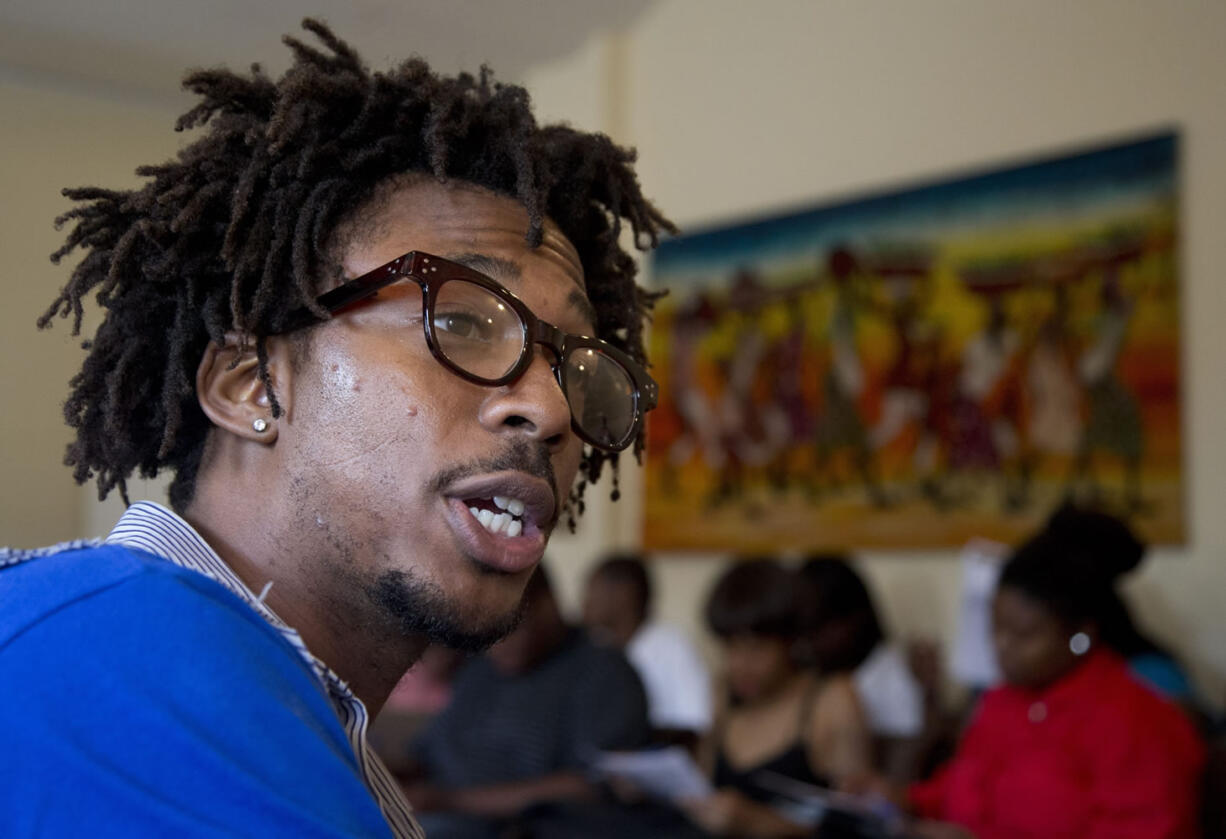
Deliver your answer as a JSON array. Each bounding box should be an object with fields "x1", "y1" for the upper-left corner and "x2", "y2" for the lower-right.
[{"x1": 478, "y1": 348, "x2": 573, "y2": 451}]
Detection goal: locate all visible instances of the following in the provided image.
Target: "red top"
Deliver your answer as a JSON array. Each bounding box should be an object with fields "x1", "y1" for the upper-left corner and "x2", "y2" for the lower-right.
[{"x1": 911, "y1": 650, "x2": 1205, "y2": 839}]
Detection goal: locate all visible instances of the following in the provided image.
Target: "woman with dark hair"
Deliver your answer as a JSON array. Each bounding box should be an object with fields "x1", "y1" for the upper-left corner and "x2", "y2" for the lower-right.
[
  {"x1": 894, "y1": 505, "x2": 1206, "y2": 839},
  {"x1": 682, "y1": 559, "x2": 871, "y2": 838},
  {"x1": 1033, "y1": 505, "x2": 1195, "y2": 702},
  {"x1": 798, "y1": 556, "x2": 924, "y2": 754}
]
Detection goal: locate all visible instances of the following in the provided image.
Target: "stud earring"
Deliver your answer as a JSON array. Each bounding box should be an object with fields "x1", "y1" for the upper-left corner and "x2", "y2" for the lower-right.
[
  {"x1": 1069, "y1": 631, "x2": 1091, "y2": 656},
  {"x1": 252, "y1": 418, "x2": 269, "y2": 433}
]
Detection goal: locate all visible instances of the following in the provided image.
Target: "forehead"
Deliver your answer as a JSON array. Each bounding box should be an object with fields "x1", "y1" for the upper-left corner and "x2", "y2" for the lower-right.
[
  {"x1": 338, "y1": 179, "x2": 591, "y2": 321},
  {"x1": 994, "y1": 587, "x2": 1058, "y2": 628}
]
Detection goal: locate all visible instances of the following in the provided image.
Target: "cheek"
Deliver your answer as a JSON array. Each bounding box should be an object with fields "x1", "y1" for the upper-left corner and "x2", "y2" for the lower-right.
[
  {"x1": 299, "y1": 343, "x2": 447, "y2": 456},
  {"x1": 727, "y1": 647, "x2": 776, "y2": 685}
]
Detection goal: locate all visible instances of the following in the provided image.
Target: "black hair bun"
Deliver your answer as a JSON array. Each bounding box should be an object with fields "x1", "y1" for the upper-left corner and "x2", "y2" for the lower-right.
[{"x1": 1044, "y1": 501, "x2": 1146, "y2": 581}]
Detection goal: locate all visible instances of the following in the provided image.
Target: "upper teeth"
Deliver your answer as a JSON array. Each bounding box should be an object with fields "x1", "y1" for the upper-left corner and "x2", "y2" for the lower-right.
[
  {"x1": 493, "y1": 496, "x2": 526, "y2": 516},
  {"x1": 469, "y1": 496, "x2": 526, "y2": 538}
]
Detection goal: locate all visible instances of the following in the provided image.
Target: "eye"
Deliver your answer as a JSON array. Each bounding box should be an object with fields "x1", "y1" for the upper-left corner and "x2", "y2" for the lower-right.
[{"x1": 433, "y1": 308, "x2": 495, "y2": 342}]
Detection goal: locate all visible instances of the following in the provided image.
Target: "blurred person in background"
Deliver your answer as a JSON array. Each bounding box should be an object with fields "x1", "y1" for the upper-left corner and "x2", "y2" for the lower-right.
[
  {"x1": 797, "y1": 554, "x2": 927, "y2": 781},
  {"x1": 863, "y1": 503, "x2": 1206, "y2": 839},
  {"x1": 1040, "y1": 505, "x2": 1198, "y2": 708},
  {"x1": 683, "y1": 559, "x2": 871, "y2": 838},
  {"x1": 583, "y1": 552, "x2": 714, "y2": 749},
  {"x1": 0, "y1": 19, "x2": 672, "y2": 837},
  {"x1": 405, "y1": 565, "x2": 698, "y2": 838},
  {"x1": 371, "y1": 644, "x2": 468, "y2": 776}
]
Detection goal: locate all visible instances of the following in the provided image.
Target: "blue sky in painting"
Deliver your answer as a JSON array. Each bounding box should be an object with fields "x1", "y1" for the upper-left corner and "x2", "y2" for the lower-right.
[{"x1": 652, "y1": 131, "x2": 1178, "y2": 287}]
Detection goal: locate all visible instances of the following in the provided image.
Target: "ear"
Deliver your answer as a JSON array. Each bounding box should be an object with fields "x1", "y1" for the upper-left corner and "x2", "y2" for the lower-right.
[{"x1": 196, "y1": 334, "x2": 293, "y2": 443}]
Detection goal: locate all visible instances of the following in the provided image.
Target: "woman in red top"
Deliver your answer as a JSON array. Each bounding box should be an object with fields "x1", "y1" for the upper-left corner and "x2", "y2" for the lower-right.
[{"x1": 906, "y1": 505, "x2": 1205, "y2": 839}]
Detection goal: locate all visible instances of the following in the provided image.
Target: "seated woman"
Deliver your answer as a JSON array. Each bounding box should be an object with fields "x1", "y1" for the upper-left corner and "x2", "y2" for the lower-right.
[
  {"x1": 797, "y1": 554, "x2": 927, "y2": 781},
  {"x1": 683, "y1": 559, "x2": 871, "y2": 838},
  {"x1": 1042, "y1": 505, "x2": 1199, "y2": 709},
  {"x1": 896, "y1": 505, "x2": 1206, "y2": 839}
]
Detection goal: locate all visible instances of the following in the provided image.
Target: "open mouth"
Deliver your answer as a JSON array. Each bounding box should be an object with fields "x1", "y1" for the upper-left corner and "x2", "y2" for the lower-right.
[
  {"x1": 443, "y1": 471, "x2": 557, "y2": 573},
  {"x1": 465, "y1": 494, "x2": 528, "y2": 538}
]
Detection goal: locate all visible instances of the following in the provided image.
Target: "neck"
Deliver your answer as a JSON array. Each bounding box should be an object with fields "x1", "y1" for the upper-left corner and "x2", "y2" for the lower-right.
[
  {"x1": 617, "y1": 615, "x2": 646, "y2": 647},
  {"x1": 740, "y1": 669, "x2": 805, "y2": 711},
  {"x1": 184, "y1": 480, "x2": 427, "y2": 716}
]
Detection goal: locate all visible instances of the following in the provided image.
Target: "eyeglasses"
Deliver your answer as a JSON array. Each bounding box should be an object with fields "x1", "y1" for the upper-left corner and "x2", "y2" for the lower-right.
[{"x1": 296, "y1": 251, "x2": 657, "y2": 452}]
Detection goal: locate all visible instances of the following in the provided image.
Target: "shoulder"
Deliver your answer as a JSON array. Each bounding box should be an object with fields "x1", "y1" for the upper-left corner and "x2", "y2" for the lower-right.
[
  {"x1": 1, "y1": 542, "x2": 255, "y2": 645},
  {"x1": 0, "y1": 546, "x2": 394, "y2": 836},
  {"x1": 1076, "y1": 656, "x2": 1206, "y2": 774},
  {"x1": 574, "y1": 630, "x2": 642, "y2": 681},
  {"x1": 630, "y1": 621, "x2": 705, "y2": 664},
  {"x1": 559, "y1": 631, "x2": 646, "y2": 707},
  {"x1": 854, "y1": 643, "x2": 920, "y2": 696},
  {"x1": 817, "y1": 671, "x2": 859, "y2": 701},
  {"x1": 1102, "y1": 657, "x2": 1197, "y2": 736},
  {"x1": 811, "y1": 673, "x2": 864, "y2": 725},
  {"x1": 1129, "y1": 652, "x2": 1195, "y2": 701},
  {"x1": 1, "y1": 542, "x2": 319, "y2": 701},
  {"x1": 634, "y1": 620, "x2": 686, "y2": 647}
]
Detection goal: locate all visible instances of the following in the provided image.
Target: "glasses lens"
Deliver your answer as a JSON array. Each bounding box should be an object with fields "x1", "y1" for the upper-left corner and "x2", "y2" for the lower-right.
[
  {"x1": 432, "y1": 279, "x2": 526, "y2": 381},
  {"x1": 563, "y1": 348, "x2": 638, "y2": 449}
]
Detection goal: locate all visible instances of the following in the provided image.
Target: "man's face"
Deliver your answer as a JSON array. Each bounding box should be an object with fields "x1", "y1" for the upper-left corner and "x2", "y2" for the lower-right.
[
  {"x1": 275, "y1": 179, "x2": 589, "y2": 651},
  {"x1": 582, "y1": 575, "x2": 641, "y2": 648}
]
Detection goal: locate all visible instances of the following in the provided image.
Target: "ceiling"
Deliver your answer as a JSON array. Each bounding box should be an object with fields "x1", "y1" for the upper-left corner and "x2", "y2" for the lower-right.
[{"x1": 0, "y1": 0, "x2": 655, "y2": 107}]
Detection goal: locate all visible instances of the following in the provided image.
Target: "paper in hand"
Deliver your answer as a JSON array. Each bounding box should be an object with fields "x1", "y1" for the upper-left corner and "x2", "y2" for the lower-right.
[
  {"x1": 951, "y1": 538, "x2": 1006, "y2": 688},
  {"x1": 594, "y1": 746, "x2": 713, "y2": 801}
]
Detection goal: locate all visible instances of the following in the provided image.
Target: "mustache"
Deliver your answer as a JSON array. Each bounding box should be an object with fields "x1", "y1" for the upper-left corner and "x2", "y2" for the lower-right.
[{"x1": 427, "y1": 439, "x2": 559, "y2": 511}]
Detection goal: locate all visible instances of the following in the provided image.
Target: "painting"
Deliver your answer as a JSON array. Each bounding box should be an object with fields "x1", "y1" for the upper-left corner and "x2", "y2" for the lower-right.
[{"x1": 642, "y1": 131, "x2": 1182, "y2": 551}]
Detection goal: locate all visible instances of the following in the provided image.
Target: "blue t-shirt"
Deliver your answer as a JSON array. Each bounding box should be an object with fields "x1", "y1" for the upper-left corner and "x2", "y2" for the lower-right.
[
  {"x1": 0, "y1": 543, "x2": 394, "y2": 838},
  {"x1": 1130, "y1": 651, "x2": 1196, "y2": 703}
]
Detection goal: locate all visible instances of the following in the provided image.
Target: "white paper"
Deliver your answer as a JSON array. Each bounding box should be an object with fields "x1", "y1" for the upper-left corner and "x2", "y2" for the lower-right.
[
  {"x1": 593, "y1": 746, "x2": 713, "y2": 801},
  {"x1": 950, "y1": 538, "x2": 1006, "y2": 688}
]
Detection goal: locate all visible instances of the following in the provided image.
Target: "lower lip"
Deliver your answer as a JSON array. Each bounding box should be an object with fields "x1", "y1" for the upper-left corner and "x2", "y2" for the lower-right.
[{"x1": 443, "y1": 498, "x2": 548, "y2": 574}]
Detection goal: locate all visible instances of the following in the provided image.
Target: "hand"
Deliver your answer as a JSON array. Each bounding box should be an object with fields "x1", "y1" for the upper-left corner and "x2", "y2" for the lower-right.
[
  {"x1": 679, "y1": 788, "x2": 750, "y2": 836},
  {"x1": 839, "y1": 772, "x2": 907, "y2": 811},
  {"x1": 604, "y1": 774, "x2": 649, "y2": 805},
  {"x1": 400, "y1": 781, "x2": 452, "y2": 813}
]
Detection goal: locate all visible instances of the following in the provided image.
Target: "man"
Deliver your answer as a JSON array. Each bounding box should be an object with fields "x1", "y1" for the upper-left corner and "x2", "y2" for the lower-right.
[
  {"x1": 0, "y1": 19, "x2": 671, "y2": 838},
  {"x1": 406, "y1": 565, "x2": 650, "y2": 838},
  {"x1": 582, "y1": 553, "x2": 713, "y2": 747}
]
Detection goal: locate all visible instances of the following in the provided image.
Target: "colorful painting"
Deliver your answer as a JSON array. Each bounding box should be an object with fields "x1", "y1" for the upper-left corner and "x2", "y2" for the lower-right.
[{"x1": 643, "y1": 132, "x2": 1182, "y2": 551}]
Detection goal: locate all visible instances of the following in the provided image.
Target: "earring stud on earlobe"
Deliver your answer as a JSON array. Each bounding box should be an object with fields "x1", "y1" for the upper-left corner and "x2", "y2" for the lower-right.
[
  {"x1": 1069, "y1": 631, "x2": 1091, "y2": 656},
  {"x1": 252, "y1": 418, "x2": 269, "y2": 433}
]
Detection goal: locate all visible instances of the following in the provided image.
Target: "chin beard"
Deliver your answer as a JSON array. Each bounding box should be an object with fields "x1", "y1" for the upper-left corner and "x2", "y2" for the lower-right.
[{"x1": 366, "y1": 568, "x2": 525, "y2": 652}]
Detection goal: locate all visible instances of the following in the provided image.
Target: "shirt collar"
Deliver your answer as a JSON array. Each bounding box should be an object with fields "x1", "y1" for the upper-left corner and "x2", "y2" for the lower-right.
[
  {"x1": 104, "y1": 501, "x2": 424, "y2": 838},
  {"x1": 1008, "y1": 648, "x2": 1121, "y2": 707},
  {"x1": 105, "y1": 501, "x2": 355, "y2": 702}
]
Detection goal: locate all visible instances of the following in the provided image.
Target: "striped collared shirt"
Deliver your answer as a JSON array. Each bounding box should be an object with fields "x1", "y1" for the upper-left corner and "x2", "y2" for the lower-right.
[{"x1": 89, "y1": 501, "x2": 425, "y2": 838}]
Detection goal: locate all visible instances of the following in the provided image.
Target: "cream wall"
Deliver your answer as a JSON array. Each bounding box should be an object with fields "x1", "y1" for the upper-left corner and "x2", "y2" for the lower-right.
[
  {"x1": 0, "y1": 76, "x2": 185, "y2": 548},
  {"x1": 526, "y1": 0, "x2": 1226, "y2": 710}
]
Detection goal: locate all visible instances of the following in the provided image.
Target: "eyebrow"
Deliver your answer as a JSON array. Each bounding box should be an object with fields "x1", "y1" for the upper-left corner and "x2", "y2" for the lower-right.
[{"x1": 446, "y1": 251, "x2": 598, "y2": 332}]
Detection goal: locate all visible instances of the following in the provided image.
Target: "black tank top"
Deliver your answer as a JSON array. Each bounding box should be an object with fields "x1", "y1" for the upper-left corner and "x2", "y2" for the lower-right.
[{"x1": 711, "y1": 678, "x2": 831, "y2": 805}]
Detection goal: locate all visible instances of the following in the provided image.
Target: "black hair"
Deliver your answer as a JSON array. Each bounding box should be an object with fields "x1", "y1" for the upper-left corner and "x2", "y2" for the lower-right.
[
  {"x1": 590, "y1": 552, "x2": 652, "y2": 619},
  {"x1": 38, "y1": 18, "x2": 674, "y2": 515},
  {"x1": 999, "y1": 502, "x2": 1164, "y2": 658},
  {"x1": 705, "y1": 558, "x2": 800, "y2": 640},
  {"x1": 796, "y1": 553, "x2": 885, "y2": 672}
]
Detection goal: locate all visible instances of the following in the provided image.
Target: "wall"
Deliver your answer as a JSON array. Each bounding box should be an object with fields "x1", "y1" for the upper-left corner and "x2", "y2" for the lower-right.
[
  {"x1": 526, "y1": 0, "x2": 1226, "y2": 708},
  {"x1": 0, "y1": 76, "x2": 184, "y2": 548}
]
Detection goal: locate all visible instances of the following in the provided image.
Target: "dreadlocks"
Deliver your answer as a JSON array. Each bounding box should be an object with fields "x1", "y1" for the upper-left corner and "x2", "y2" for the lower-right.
[{"x1": 39, "y1": 18, "x2": 674, "y2": 516}]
